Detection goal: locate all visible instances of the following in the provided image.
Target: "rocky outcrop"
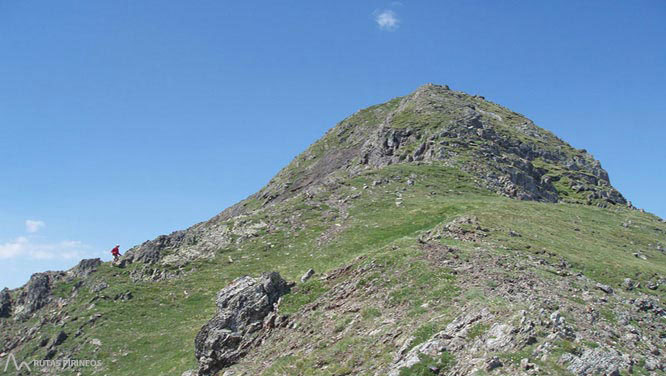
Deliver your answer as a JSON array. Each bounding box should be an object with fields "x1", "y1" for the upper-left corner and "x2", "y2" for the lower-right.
[
  {"x1": 71, "y1": 258, "x2": 101, "y2": 278},
  {"x1": 389, "y1": 309, "x2": 491, "y2": 375},
  {"x1": 354, "y1": 85, "x2": 624, "y2": 204},
  {"x1": 191, "y1": 272, "x2": 291, "y2": 376},
  {"x1": 14, "y1": 272, "x2": 59, "y2": 320},
  {"x1": 560, "y1": 348, "x2": 631, "y2": 376},
  {"x1": 90, "y1": 281, "x2": 109, "y2": 293},
  {"x1": 125, "y1": 231, "x2": 188, "y2": 264},
  {"x1": 123, "y1": 216, "x2": 271, "y2": 267},
  {"x1": 0, "y1": 288, "x2": 11, "y2": 318}
]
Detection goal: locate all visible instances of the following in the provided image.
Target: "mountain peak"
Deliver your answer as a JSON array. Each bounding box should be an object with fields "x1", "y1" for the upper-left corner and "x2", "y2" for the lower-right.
[
  {"x1": 256, "y1": 84, "x2": 625, "y2": 207},
  {"x1": 120, "y1": 84, "x2": 628, "y2": 265},
  {"x1": 4, "y1": 85, "x2": 664, "y2": 376}
]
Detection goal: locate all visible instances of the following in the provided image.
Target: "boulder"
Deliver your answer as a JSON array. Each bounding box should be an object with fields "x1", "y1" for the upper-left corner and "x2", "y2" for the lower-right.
[
  {"x1": 300, "y1": 269, "x2": 315, "y2": 283},
  {"x1": 193, "y1": 272, "x2": 291, "y2": 376},
  {"x1": 91, "y1": 281, "x2": 109, "y2": 293},
  {"x1": 595, "y1": 283, "x2": 613, "y2": 294},
  {"x1": 622, "y1": 278, "x2": 634, "y2": 291},
  {"x1": 485, "y1": 356, "x2": 503, "y2": 371},
  {"x1": 114, "y1": 291, "x2": 133, "y2": 301}
]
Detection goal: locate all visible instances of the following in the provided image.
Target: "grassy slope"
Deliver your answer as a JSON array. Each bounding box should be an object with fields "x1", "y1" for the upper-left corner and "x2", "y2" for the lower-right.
[{"x1": 11, "y1": 163, "x2": 666, "y2": 375}]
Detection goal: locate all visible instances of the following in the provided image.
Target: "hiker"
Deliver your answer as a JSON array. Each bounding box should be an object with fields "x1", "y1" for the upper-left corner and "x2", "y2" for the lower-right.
[{"x1": 111, "y1": 244, "x2": 121, "y2": 262}]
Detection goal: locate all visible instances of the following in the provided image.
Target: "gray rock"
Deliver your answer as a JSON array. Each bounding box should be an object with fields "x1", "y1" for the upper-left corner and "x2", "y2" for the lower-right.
[
  {"x1": 72, "y1": 258, "x2": 101, "y2": 277},
  {"x1": 16, "y1": 272, "x2": 55, "y2": 319},
  {"x1": 300, "y1": 268, "x2": 315, "y2": 283},
  {"x1": 561, "y1": 348, "x2": 628, "y2": 376},
  {"x1": 647, "y1": 281, "x2": 659, "y2": 290},
  {"x1": 485, "y1": 356, "x2": 503, "y2": 371},
  {"x1": 51, "y1": 331, "x2": 68, "y2": 347},
  {"x1": 622, "y1": 278, "x2": 634, "y2": 291},
  {"x1": 634, "y1": 297, "x2": 665, "y2": 315},
  {"x1": 114, "y1": 291, "x2": 133, "y2": 301},
  {"x1": 484, "y1": 323, "x2": 514, "y2": 351},
  {"x1": 125, "y1": 231, "x2": 187, "y2": 265},
  {"x1": 644, "y1": 356, "x2": 662, "y2": 371},
  {"x1": 0, "y1": 288, "x2": 11, "y2": 318},
  {"x1": 112, "y1": 258, "x2": 128, "y2": 268},
  {"x1": 388, "y1": 309, "x2": 490, "y2": 376},
  {"x1": 520, "y1": 358, "x2": 536, "y2": 370},
  {"x1": 633, "y1": 252, "x2": 647, "y2": 260},
  {"x1": 595, "y1": 283, "x2": 613, "y2": 294},
  {"x1": 193, "y1": 272, "x2": 291, "y2": 376},
  {"x1": 91, "y1": 281, "x2": 109, "y2": 293}
]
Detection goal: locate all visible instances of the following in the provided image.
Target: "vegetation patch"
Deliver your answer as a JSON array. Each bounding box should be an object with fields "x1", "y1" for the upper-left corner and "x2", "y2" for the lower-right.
[
  {"x1": 279, "y1": 280, "x2": 329, "y2": 315},
  {"x1": 399, "y1": 352, "x2": 455, "y2": 376},
  {"x1": 467, "y1": 323, "x2": 490, "y2": 340}
]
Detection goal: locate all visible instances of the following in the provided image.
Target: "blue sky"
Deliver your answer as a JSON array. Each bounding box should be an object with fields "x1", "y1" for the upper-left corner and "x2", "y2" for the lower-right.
[{"x1": 1, "y1": 1, "x2": 664, "y2": 289}]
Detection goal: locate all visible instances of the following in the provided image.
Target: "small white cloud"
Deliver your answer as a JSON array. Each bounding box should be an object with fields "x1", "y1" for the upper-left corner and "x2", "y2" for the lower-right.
[
  {"x1": 0, "y1": 237, "x2": 88, "y2": 260},
  {"x1": 25, "y1": 219, "x2": 45, "y2": 233},
  {"x1": 374, "y1": 9, "x2": 400, "y2": 31},
  {"x1": 0, "y1": 236, "x2": 29, "y2": 258}
]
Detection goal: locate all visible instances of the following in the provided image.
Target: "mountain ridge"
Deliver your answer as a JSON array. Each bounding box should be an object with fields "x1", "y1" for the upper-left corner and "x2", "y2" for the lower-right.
[
  {"x1": 123, "y1": 83, "x2": 629, "y2": 268},
  {"x1": 1, "y1": 84, "x2": 665, "y2": 376}
]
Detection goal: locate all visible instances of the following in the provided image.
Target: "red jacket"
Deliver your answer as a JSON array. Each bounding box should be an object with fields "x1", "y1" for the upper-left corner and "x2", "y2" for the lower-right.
[{"x1": 111, "y1": 246, "x2": 120, "y2": 256}]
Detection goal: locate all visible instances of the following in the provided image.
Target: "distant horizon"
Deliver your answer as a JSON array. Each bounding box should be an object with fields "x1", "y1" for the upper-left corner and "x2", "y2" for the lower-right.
[{"x1": 2, "y1": 1, "x2": 664, "y2": 289}]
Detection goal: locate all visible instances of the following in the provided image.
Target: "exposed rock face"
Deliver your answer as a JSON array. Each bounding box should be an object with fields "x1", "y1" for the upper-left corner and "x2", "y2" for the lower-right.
[
  {"x1": 124, "y1": 216, "x2": 269, "y2": 267},
  {"x1": 192, "y1": 272, "x2": 291, "y2": 376},
  {"x1": 14, "y1": 272, "x2": 58, "y2": 319},
  {"x1": 560, "y1": 348, "x2": 630, "y2": 376},
  {"x1": 0, "y1": 288, "x2": 11, "y2": 318},
  {"x1": 124, "y1": 231, "x2": 188, "y2": 265},
  {"x1": 71, "y1": 258, "x2": 101, "y2": 278},
  {"x1": 261, "y1": 84, "x2": 625, "y2": 207},
  {"x1": 389, "y1": 309, "x2": 491, "y2": 375},
  {"x1": 90, "y1": 281, "x2": 109, "y2": 293}
]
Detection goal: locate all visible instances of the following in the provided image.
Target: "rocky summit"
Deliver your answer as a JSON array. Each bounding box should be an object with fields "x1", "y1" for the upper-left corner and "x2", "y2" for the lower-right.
[{"x1": 1, "y1": 84, "x2": 665, "y2": 376}]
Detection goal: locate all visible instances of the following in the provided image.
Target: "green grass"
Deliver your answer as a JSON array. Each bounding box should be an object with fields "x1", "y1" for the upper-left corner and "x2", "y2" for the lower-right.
[
  {"x1": 361, "y1": 307, "x2": 381, "y2": 320},
  {"x1": 408, "y1": 323, "x2": 440, "y2": 352},
  {"x1": 467, "y1": 323, "x2": 490, "y2": 340},
  {"x1": 6, "y1": 160, "x2": 666, "y2": 375},
  {"x1": 279, "y1": 280, "x2": 329, "y2": 315},
  {"x1": 399, "y1": 352, "x2": 455, "y2": 376}
]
